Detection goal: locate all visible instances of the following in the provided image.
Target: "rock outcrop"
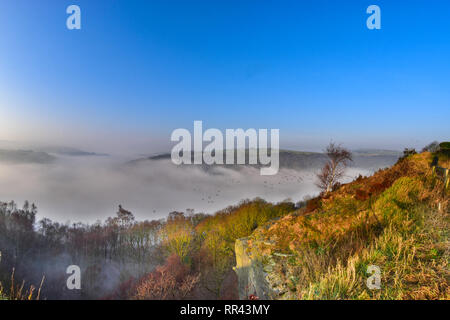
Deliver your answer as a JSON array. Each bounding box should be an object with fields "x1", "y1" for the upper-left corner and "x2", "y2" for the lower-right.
[{"x1": 234, "y1": 237, "x2": 295, "y2": 300}]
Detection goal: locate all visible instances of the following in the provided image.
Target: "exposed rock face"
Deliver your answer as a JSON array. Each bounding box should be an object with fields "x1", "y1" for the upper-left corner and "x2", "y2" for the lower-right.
[
  {"x1": 234, "y1": 238, "x2": 269, "y2": 299},
  {"x1": 234, "y1": 238, "x2": 293, "y2": 300}
]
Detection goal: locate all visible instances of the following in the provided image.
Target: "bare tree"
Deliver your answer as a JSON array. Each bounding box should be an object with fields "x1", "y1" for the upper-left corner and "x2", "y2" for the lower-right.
[
  {"x1": 316, "y1": 142, "x2": 353, "y2": 193},
  {"x1": 422, "y1": 141, "x2": 440, "y2": 153}
]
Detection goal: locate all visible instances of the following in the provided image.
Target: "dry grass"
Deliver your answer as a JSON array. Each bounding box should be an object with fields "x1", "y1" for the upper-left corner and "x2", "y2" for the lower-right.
[
  {"x1": 299, "y1": 207, "x2": 449, "y2": 300},
  {"x1": 0, "y1": 267, "x2": 44, "y2": 301}
]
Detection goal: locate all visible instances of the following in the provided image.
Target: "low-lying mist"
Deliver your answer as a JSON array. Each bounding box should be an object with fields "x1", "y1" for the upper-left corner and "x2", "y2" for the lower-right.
[{"x1": 0, "y1": 155, "x2": 376, "y2": 223}]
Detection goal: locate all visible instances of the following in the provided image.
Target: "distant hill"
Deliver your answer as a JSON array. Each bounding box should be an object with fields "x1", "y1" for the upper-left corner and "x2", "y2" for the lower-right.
[
  {"x1": 35, "y1": 146, "x2": 109, "y2": 157},
  {"x1": 128, "y1": 149, "x2": 400, "y2": 171},
  {"x1": 352, "y1": 149, "x2": 402, "y2": 156},
  {"x1": 0, "y1": 141, "x2": 108, "y2": 158},
  {"x1": 0, "y1": 149, "x2": 56, "y2": 164}
]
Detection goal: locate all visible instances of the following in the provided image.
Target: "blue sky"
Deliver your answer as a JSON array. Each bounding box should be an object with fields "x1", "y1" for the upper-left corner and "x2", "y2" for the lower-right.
[{"x1": 0, "y1": 0, "x2": 449, "y2": 153}]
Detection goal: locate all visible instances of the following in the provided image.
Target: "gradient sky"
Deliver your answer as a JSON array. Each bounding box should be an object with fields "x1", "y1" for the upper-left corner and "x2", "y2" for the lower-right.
[{"x1": 0, "y1": 0, "x2": 449, "y2": 154}]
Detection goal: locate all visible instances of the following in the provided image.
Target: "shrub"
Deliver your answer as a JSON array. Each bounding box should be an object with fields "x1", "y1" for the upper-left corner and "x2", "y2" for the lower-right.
[
  {"x1": 133, "y1": 254, "x2": 200, "y2": 300},
  {"x1": 305, "y1": 197, "x2": 321, "y2": 213},
  {"x1": 398, "y1": 148, "x2": 417, "y2": 162},
  {"x1": 439, "y1": 142, "x2": 450, "y2": 156},
  {"x1": 355, "y1": 189, "x2": 369, "y2": 201}
]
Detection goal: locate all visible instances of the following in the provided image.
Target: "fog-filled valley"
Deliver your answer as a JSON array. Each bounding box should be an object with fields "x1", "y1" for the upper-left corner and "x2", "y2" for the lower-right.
[
  {"x1": 0, "y1": 147, "x2": 400, "y2": 223},
  {"x1": 0, "y1": 145, "x2": 402, "y2": 300}
]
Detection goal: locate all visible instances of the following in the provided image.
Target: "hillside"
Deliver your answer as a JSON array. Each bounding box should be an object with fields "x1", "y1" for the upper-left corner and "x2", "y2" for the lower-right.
[
  {"x1": 235, "y1": 152, "x2": 449, "y2": 299},
  {"x1": 129, "y1": 149, "x2": 400, "y2": 171}
]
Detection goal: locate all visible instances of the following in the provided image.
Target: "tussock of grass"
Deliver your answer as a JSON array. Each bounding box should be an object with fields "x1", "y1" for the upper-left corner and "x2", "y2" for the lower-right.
[
  {"x1": 0, "y1": 284, "x2": 7, "y2": 300},
  {"x1": 0, "y1": 267, "x2": 44, "y2": 301}
]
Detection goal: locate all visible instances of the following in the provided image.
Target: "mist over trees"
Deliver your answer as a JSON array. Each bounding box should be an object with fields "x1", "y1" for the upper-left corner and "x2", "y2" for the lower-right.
[{"x1": 0, "y1": 198, "x2": 294, "y2": 300}]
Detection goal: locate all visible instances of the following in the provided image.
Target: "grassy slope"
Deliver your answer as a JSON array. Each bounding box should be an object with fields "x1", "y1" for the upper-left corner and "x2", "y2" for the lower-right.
[{"x1": 248, "y1": 152, "x2": 449, "y2": 299}]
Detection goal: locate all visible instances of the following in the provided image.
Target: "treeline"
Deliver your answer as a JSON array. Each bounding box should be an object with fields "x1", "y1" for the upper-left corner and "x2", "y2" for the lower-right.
[{"x1": 0, "y1": 198, "x2": 294, "y2": 299}]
